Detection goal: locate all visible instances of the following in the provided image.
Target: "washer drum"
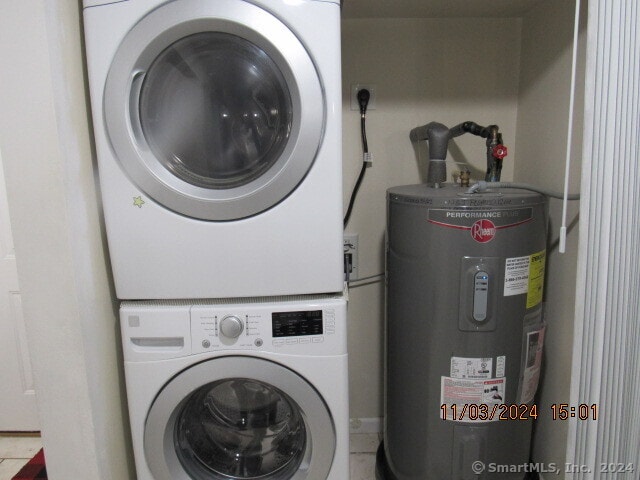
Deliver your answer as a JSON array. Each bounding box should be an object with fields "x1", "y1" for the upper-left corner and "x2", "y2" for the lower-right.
[{"x1": 378, "y1": 184, "x2": 548, "y2": 480}]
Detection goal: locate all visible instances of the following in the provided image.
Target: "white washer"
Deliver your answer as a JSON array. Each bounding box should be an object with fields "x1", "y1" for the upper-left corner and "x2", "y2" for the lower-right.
[
  {"x1": 120, "y1": 295, "x2": 349, "y2": 480},
  {"x1": 83, "y1": 0, "x2": 343, "y2": 299}
]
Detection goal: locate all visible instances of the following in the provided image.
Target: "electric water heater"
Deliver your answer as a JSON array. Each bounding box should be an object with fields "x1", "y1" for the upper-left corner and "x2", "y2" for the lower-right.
[{"x1": 377, "y1": 183, "x2": 548, "y2": 480}]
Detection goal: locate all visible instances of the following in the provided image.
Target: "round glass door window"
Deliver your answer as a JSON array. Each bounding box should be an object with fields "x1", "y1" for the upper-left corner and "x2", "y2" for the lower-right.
[
  {"x1": 103, "y1": 0, "x2": 325, "y2": 220},
  {"x1": 139, "y1": 32, "x2": 293, "y2": 190},
  {"x1": 174, "y1": 378, "x2": 307, "y2": 479}
]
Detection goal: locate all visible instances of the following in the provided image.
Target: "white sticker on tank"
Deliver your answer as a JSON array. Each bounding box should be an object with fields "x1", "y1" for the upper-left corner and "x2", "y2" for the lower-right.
[
  {"x1": 504, "y1": 255, "x2": 530, "y2": 296},
  {"x1": 519, "y1": 326, "x2": 546, "y2": 403},
  {"x1": 450, "y1": 357, "x2": 493, "y2": 379},
  {"x1": 496, "y1": 355, "x2": 506, "y2": 377},
  {"x1": 440, "y1": 377, "x2": 506, "y2": 422}
]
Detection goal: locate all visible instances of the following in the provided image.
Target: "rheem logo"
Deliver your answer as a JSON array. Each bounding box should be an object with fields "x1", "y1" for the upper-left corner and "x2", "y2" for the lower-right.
[{"x1": 471, "y1": 219, "x2": 496, "y2": 243}]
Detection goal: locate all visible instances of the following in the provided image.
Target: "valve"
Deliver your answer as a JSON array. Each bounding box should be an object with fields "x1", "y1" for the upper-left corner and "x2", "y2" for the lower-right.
[{"x1": 492, "y1": 144, "x2": 508, "y2": 160}]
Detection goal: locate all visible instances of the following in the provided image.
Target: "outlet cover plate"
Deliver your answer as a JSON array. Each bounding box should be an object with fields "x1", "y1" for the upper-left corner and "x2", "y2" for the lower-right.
[
  {"x1": 343, "y1": 233, "x2": 359, "y2": 280},
  {"x1": 350, "y1": 84, "x2": 377, "y2": 111}
]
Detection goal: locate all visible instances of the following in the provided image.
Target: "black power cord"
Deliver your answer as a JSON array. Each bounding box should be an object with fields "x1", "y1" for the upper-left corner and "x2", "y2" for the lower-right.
[{"x1": 344, "y1": 88, "x2": 371, "y2": 228}]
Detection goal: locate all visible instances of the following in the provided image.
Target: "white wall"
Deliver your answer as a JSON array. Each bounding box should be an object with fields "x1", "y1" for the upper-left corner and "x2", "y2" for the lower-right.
[
  {"x1": 515, "y1": 0, "x2": 585, "y2": 474},
  {"x1": 0, "y1": 2, "x2": 132, "y2": 479},
  {"x1": 341, "y1": 17, "x2": 522, "y2": 419}
]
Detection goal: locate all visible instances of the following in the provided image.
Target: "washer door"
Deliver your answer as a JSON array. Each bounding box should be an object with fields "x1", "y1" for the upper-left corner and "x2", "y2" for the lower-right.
[
  {"x1": 104, "y1": 0, "x2": 324, "y2": 221},
  {"x1": 144, "y1": 357, "x2": 335, "y2": 479}
]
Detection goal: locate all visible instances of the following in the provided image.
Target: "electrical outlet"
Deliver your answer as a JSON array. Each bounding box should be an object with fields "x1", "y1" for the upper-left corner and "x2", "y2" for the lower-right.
[
  {"x1": 343, "y1": 234, "x2": 359, "y2": 280},
  {"x1": 350, "y1": 84, "x2": 377, "y2": 111}
]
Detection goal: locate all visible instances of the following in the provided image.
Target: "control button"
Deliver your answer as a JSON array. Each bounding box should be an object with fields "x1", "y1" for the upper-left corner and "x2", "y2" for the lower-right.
[
  {"x1": 312, "y1": 337, "x2": 324, "y2": 343},
  {"x1": 326, "y1": 321, "x2": 336, "y2": 327},
  {"x1": 326, "y1": 327, "x2": 335, "y2": 334},
  {"x1": 286, "y1": 339, "x2": 299, "y2": 345},
  {"x1": 202, "y1": 339, "x2": 211, "y2": 348},
  {"x1": 220, "y1": 315, "x2": 244, "y2": 339},
  {"x1": 254, "y1": 338, "x2": 263, "y2": 347},
  {"x1": 299, "y1": 338, "x2": 310, "y2": 344},
  {"x1": 272, "y1": 339, "x2": 285, "y2": 346}
]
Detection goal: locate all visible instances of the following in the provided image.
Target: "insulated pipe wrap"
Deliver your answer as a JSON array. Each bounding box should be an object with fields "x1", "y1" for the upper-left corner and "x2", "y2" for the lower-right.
[
  {"x1": 409, "y1": 122, "x2": 450, "y2": 184},
  {"x1": 409, "y1": 124, "x2": 431, "y2": 143},
  {"x1": 427, "y1": 159, "x2": 447, "y2": 185}
]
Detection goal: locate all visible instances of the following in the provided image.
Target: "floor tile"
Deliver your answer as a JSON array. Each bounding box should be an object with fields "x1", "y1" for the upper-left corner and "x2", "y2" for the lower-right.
[
  {"x1": 350, "y1": 452, "x2": 377, "y2": 480},
  {"x1": 0, "y1": 436, "x2": 42, "y2": 459},
  {"x1": 0, "y1": 458, "x2": 29, "y2": 480},
  {"x1": 349, "y1": 433, "x2": 380, "y2": 453}
]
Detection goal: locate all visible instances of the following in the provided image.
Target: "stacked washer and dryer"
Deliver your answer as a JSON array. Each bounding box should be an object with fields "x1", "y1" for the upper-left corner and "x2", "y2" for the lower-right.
[{"x1": 83, "y1": 1, "x2": 348, "y2": 479}]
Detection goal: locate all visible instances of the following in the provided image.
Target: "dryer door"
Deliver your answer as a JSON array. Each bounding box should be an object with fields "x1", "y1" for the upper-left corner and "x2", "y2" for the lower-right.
[
  {"x1": 104, "y1": 0, "x2": 324, "y2": 221},
  {"x1": 144, "y1": 357, "x2": 335, "y2": 480}
]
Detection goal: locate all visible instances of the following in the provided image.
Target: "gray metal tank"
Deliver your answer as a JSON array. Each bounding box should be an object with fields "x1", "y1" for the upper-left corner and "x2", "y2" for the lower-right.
[{"x1": 377, "y1": 183, "x2": 548, "y2": 480}]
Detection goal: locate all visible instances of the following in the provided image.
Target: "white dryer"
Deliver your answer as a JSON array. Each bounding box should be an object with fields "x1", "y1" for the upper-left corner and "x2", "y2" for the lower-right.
[
  {"x1": 120, "y1": 295, "x2": 349, "y2": 479},
  {"x1": 83, "y1": 0, "x2": 343, "y2": 299}
]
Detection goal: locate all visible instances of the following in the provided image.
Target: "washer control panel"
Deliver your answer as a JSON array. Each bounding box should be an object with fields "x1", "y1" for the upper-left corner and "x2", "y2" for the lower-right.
[{"x1": 191, "y1": 301, "x2": 345, "y2": 355}]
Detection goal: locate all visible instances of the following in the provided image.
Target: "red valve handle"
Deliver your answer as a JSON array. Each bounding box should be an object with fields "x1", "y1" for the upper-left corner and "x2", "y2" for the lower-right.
[{"x1": 492, "y1": 144, "x2": 508, "y2": 160}]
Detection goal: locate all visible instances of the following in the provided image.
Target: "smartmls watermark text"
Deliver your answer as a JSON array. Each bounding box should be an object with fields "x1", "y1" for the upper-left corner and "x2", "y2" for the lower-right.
[{"x1": 471, "y1": 461, "x2": 635, "y2": 475}]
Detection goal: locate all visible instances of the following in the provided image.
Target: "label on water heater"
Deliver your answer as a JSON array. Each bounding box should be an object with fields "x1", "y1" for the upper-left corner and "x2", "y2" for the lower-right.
[
  {"x1": 450, "y1": 357, "x2": 493, "y2": 379},
  {"x1": 440, "y1": 377, "x2": 506, "y2": 422},
  {"x1": 503, "y1": 249, "x2": 546, "y2": 309},
  {"x1": 496, "y1": 355, "x2": 506, "y2": 378},
  {"x1": 526, "y1": 250, "x2": 546, "y2": 308},
  {"x1": 519, "y1": 325, "x2": 546, "y2": 403},
  {"x1": 504, "y1": 256, "x2": 531, "y2": 296},
  {"x1": 443, "y1": 355, "x2": 508, "y2": 422},
  {"x1": 427, "y1": 208, "x2": 533, "y2": 244}
]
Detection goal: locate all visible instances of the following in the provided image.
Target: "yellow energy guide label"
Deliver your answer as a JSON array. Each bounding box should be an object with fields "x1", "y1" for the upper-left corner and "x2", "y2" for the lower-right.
[{"x1": 503, "y1": 249, "x2": 546, "y2": 309}]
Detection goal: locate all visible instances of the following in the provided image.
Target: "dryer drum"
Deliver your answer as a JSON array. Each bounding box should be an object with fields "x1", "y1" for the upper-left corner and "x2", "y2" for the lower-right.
[{"x1": 139, "y1": 32, "x2": 293, "y2": 190}]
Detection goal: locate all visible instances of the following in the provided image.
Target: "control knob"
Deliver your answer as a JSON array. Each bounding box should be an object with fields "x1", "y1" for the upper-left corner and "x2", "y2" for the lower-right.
[{"x1": 220, "y1": 315, "x2": 244, "y2": 339}]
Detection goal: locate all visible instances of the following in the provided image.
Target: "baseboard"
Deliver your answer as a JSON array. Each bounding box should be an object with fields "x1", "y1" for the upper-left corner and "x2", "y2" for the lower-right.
[{"x1": 349, "y1": 417, "x2": 382, "y2": 434}]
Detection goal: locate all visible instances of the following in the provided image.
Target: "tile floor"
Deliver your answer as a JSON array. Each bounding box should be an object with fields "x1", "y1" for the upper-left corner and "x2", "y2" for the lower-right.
[
  {"x1": 0, "y1": 435, "x2": 42, "y2": 480},
  {"x1": 350, "y1": 432, "x2": 380, "y2": 479},
  {"x1": 0, "y1": 433, "x2": 378, "y2": 480}
]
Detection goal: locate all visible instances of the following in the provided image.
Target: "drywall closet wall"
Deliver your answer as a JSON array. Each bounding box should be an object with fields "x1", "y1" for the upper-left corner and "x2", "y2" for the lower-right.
[
  {"x1": 341, "y1": 1, "x2": 583, "y2": 473},
  {"x1": 0, "y1": 2, "x2": 133, "y2": 479},
  {"x1": 515, "y1": 0, "x2": 585, "y2": 471}
]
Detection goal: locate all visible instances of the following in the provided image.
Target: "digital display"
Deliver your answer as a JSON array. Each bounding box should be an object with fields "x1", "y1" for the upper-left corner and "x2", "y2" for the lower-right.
[{"x1": 272, "y1": 310, "x2": 323, "y2": 338}]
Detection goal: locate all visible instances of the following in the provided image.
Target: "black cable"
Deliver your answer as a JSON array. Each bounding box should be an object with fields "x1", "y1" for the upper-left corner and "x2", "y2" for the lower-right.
[
  {"x1": 344, "y1": 89, "x2": 370, "y2": 228},
  {"x1": 343, "y1": 162, "x2": 366, "y2": 228},
  {"x1": 360, "y1": 113, "x2": 369, "y2": 152}
]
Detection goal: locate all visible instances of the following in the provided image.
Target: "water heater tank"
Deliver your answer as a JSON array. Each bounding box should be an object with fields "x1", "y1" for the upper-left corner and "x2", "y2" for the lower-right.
[{"x1": 377, "y1": 184, "x2": 548, "y2": 480}]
